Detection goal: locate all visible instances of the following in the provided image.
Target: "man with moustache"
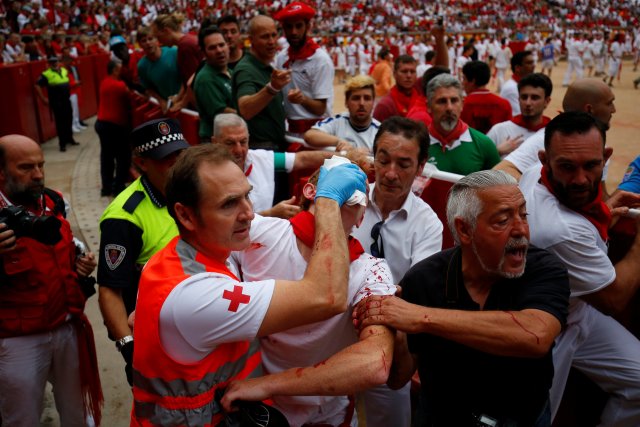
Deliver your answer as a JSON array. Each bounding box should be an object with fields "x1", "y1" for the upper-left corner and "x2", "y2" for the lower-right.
[
  {"x1": 274, "y1": 2, "x2": 334, "y2": 136},
  {"x1": 194, "y1": 25, "x2": 237, "y2": 142},
  {"x1": 354, "y1": 170, "x2": 570, "y2": 427},
  {"x1": 425, "y1": 74, "x2": 500, "y2": 175},
  {"x1": 519, "y1": 112, "x2": 640, "y2": 425},
  {"x1": 487, "y1": 73, "x2": 552, "y2": 157}
]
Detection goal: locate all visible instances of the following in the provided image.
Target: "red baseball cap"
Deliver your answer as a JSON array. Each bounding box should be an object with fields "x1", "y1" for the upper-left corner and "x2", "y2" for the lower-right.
[{"x1": 273, "y1": 1, "x2": 316, "y2": 21}]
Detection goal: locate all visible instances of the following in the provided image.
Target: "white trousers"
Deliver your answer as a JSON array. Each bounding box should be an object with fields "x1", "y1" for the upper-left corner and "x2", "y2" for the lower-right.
[
  {"x1": 550, "y1": 299, "x2": 640, "y2": 427},
  {"x1": 0, "y1": 322, "x2": 88, "y2": 427},
  {"x1": 563, "y1": 57, "x2": 584, "y2": 85},
  {"x1": 362, "y1": 382, "x2": 411, "y2": 427}
]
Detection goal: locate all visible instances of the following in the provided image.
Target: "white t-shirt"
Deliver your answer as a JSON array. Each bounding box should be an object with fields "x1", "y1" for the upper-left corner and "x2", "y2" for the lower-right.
[
  {"x1": 487, "y1": 120, "x2": 538, "y2": 158},
  {"x1": 500, "y1": 78, "x2": 520, "y2": 115},
  {"x1": 351, "y1": 184, "x2": 443, "y2": 284},
  {"x1": 276, "y1": 47, "x2": 335, "y2": 121},
  {"x1": 519, "y1": 167, "x2": 616, "y2": 297},
  {"x1": 159, "y1": 260, "x2": 275, "y2": 363},
  {"x1": 311, "y1": 112, "x2": 380, "y2": 153},
  {"x1": 245, "y1": 149, "x2": 294, "y2": 213},
  {"x1": 230, "y1": 214, "x2": 395, "y2": 426}
]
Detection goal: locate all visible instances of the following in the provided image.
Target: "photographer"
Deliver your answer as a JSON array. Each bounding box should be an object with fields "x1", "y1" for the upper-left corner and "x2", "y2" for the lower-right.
[{"x1": 0, "y1": 135, "x2": 102, "y2": 426}]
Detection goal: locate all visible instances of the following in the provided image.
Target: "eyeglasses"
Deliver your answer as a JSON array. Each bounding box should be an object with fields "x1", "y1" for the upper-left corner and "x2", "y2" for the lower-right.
[{"x1": 370, "y1": 220, "x2": 385, "y2": 258}]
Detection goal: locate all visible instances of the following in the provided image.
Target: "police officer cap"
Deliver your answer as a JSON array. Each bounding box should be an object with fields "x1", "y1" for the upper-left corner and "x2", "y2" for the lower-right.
[
  {"x1": 131, "y1": 118, "x2": 191, "y2": 160},
  {"x1": 109, "y1": 35, "x2": 127, "y2": 49},
  {"x1": 273, "y1": 1, "x2": 316, "y2": 21},
  {"x1": 47, "y1": 55, "x2": 59, "y2": 63}
]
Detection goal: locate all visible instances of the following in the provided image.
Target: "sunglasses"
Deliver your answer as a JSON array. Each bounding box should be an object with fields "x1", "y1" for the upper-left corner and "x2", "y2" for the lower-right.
[{"x1": 370, "y1": 220, "x2": 385, "y2": 258}]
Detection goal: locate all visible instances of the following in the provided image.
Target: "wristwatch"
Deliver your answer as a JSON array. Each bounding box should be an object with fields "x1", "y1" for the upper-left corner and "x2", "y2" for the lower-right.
[{"x1": 115, "y1": 335, "x2": 133, "y2": 352}]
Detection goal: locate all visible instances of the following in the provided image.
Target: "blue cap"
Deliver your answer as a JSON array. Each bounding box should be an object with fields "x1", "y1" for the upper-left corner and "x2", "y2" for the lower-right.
[{"x1": 109, "y1": 35, "x2": 127, "y2": 49}]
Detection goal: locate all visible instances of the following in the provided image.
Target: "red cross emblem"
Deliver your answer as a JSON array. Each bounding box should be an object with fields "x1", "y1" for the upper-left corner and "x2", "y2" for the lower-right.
[{"x1": 222, "y1": 285, "x2": 251, "y2": 312}]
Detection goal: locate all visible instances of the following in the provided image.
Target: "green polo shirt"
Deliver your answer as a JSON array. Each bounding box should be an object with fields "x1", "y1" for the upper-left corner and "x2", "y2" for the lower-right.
[
  {"x1": 427, "y1": 128, "x2": 501, "y2": 176},
  {"x1": 194, "y1": 64, "x2": 233, "y2": 139},
  {"x1": 232, "y1": 51, "x2": 286, "y2": 150}
]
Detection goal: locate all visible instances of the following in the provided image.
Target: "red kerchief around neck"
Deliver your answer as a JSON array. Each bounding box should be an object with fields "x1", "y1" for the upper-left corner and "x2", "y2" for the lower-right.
[
  {"x1": 284, "y1": 38, "x2": 320, "y2": 68},
  {"x1": 290, "y1": 211, "x2": 364, "y2": 262},
  {"x1": 540, "y1": 165, "x2": 611, "y2": 241},
  {"x1": 389, "y1": 86, "x2": 421, "y2": 117},
  {"x1": 428, "y1": 120, "x2": 469, "y2": 150},
  {"x1": 511, "y1": 114, "x2": 551, "y2": 132}
]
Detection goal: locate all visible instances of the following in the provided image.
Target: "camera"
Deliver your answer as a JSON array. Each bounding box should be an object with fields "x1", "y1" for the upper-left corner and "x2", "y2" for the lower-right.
[{"x1": 0, "y1": 206, "x2": 62, "y2": 245}]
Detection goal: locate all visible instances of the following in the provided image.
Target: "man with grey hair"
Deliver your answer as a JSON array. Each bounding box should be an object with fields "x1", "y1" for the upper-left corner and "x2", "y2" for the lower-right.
[
  {"x1": 211, "y1": 113, "x2": 340, "y2": 218},
  {"x1": 354, "y1": 169, "x2": 570, "y2": 426},
  {"x1": 425, "y1": 74, "x2": 501, "y2": 175}
]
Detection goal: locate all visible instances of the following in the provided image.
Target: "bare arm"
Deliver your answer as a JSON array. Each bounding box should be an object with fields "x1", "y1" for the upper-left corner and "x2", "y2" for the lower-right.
[
  {"x1": 355, "y1": 296, "x2": 561, "y2": 358},
  {"x1": 34, "y1": 85, "x2": 48, "y2": 105},
  {"x1": 257, "y1": 197, "x2": 349, "y2": 336},
  {"x1": 432, "y1": 24, "x2": 449, "y2": 68},
  {"x1": 292, "y1": 150, "x2": 335, "y2": 170},
  {"x1": 98, "y1": 286, "x2": 133, "y2": 340},
  {"x1": 582, "y1": 217, "x2": 640, "y2": 314},
  {"x1": 492, "y1": 159, "x2": 522, "y2": 180},
  {"x1": 304, "y1": 128, "x2": 345, "y2": 149},
  {"x1": 287, "y1": 88, "x2": 327, "y2": 116},
  {"x1": 258, "y1": 196, "x2": 301, "y2": 219},
  {"x1": 238, "y1": 69, "x2": 291, "y2": 120},
  {"x1": 386, "y1": 331, "x2": 417, "y2": 390},
  {"x1": 221, "y1": 324, "x2": 394, "y2": 410}
]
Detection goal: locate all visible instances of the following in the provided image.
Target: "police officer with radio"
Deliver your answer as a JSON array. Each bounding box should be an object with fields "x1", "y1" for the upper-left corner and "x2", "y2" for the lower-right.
[
  {"x1": 97, "y1": 118, "x2": 190, "y2": 386},
  {"x1": 0, "y1": 134, "x2": 102, "y2": 426}
]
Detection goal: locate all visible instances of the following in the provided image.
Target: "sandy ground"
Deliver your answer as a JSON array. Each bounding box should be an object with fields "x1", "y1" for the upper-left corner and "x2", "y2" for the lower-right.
[{"x1": 34, "y1": 58, "x2": 640, "y2": 426}]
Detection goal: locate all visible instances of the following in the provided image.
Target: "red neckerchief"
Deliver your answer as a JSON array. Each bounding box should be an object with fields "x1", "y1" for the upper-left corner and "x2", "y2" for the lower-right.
[
  {"x1": 510, "y1": 114, "x2": 551, "y2": 132},
  {"x1": 290, "y1": 211, "x2": 364, "y2": 262},
  {"x1": 512, "y1": 74, "x2": 522, "y2": 83},
  {"x1": 428, "y1": 119, "x2": 469, "y2": 151},
  {"x1": 283, "y1": 37, "x2": 320, "y2": 68},
  {"x1": 540, "y1": 165, "x2": 611, "y2": 241},
  {"x1": 389, "y1": 86, "x2": 421, "y2": 117}
]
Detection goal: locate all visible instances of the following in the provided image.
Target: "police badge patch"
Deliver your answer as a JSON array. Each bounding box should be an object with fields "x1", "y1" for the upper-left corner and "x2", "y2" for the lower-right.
[{"x1": 105, "y1": 244, "x2": 126, "y2": 270}]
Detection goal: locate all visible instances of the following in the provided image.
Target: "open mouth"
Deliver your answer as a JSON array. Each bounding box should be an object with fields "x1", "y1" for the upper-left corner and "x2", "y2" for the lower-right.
[{"x1": 505, "y1": 245, "x2": 527, "y2": 263}]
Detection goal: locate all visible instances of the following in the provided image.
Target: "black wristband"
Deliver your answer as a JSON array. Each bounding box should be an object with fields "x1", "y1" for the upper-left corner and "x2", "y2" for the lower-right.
[{"x1": 120, "y1": 340, "x2": 134, "y2": 365}]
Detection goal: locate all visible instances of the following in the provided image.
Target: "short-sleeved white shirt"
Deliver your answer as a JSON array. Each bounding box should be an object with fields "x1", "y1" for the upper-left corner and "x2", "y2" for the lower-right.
[
  {"x1": 245, "y1": 149, "x2": 294, "y2": 213},
  {"x1": 487, "y1": 120, "x2": 538, "y2": 158},
  {"x1": 519, "y1": 167, "x2": 616, "y2": 297},
  {"x1": 230, "y1": 214, "x2": 395, "y2": 425},
  {"x1": 500, "y1": 79, "x2": 520, "y2": 115},
  {"x1": 311, "y1": 112, "x2": 380, "y2": 153},
  {"x1": 275, "y1": 47, "x2": 335, "y2": 120},
  {"x1": 351, "y1": 184, "x2": 443, "y2": 284},
  {"x1": 159, "y1": 263, "x2": 275, "y2": 364},
  {"x1": 505, "y1": 129, "x2": 609, "y2": 181}
]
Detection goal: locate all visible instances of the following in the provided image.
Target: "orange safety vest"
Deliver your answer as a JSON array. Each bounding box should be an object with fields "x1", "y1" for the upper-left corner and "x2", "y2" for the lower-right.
[{"x1": 132, "y1": 236, "x2": 262, "y2": 427}]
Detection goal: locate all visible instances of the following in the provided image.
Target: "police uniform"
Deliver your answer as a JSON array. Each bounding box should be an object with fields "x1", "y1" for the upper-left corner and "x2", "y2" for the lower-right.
[
  {"x1": 37, "y1": 58, "x2": 75, "y2": 150},
  {"x1": 97, "y1": 118, "x2": 189, "y2": 384}
]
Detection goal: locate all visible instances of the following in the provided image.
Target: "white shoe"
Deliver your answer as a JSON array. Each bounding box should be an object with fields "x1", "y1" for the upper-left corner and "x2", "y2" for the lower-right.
[
  {"x1": 72, "y1": 126, "x2": 83, "y2": 133},
  {"x1": 74, "y1": 122, "x2": 88, "y2": 130}
]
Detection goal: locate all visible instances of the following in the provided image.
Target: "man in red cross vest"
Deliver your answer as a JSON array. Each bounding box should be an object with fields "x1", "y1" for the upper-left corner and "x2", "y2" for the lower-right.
[{"x1": 131, "y1": 144, "x2": 367, "y2": 426}]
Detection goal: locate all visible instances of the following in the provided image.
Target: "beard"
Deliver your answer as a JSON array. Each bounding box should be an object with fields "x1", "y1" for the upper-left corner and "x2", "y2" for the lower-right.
[
  {"x1": 439, "y1": 115, "x2": 458, "y2": 132},
  {"x1": 472, "y1": 236, "x2": 529, "y2": 279},
  {"x1": 4, "y1": 173, "x2": 44, "y2": 206},
  {"x1": 547, "y1": 166, "x2": 600, "y2": 209}
]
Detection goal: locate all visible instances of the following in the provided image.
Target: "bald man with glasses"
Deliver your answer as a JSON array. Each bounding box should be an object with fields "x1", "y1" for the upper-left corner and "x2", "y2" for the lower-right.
[{"x1": 351, "y1": 116, "x2": 443, "y2": 427}]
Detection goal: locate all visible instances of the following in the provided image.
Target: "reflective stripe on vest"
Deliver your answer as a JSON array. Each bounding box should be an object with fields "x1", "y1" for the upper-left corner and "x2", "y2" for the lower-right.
[
  {"x1": 133, "y1": 340, "x2": 261, "y2": 426},
  {"x1": 42, "y1": 67, "x2": 69, "y2": 86},
  {"x1": 132, "y1": 237, "x2": 263, "y2": 427}
]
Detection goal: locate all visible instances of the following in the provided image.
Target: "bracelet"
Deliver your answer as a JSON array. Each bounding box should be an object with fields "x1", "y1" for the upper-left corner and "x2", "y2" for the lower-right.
[{"x1": 265, "y1": 82, "x2": 280, "y2": 95}]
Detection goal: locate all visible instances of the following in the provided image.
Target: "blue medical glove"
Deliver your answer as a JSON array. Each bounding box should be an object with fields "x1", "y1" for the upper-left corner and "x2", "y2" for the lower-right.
[{"x1": 315, "y1": 163, "x2": 367, "y2": 206}]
